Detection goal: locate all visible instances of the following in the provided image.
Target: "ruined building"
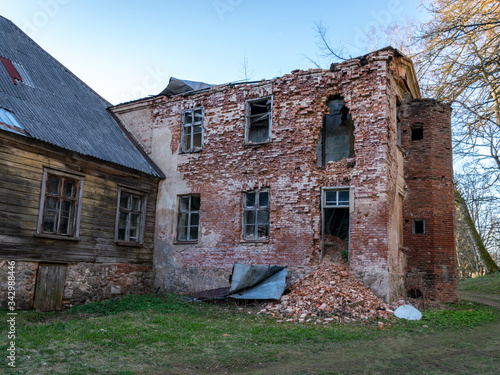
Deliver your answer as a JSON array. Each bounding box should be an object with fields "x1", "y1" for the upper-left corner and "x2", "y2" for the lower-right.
[{"x1": 112, "y1": 47, "x2": 458, "y2": 303}]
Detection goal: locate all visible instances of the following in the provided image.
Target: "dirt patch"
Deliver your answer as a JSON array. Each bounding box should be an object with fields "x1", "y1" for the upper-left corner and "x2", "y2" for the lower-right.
[{"x1": 459, "y1": 291, "x2": 500, "y2": 310}]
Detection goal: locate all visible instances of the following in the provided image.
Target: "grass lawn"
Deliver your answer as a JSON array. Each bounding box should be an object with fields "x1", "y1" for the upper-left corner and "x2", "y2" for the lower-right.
[
  {"x1": 1, "y1": 292, "x2": 499, "y2": 374},
  {"x1": 459, "y1": 272, "x2": 500, "y2": 294}
]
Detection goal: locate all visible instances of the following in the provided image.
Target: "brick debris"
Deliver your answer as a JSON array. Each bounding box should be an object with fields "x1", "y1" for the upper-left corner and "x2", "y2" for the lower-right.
[{"x1": 258, "y1": 260, "x2": 395, "y2": 324}]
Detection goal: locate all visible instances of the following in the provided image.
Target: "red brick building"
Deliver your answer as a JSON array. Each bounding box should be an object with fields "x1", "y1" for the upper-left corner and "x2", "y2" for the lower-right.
[{"x1": 112, "y1": 47, "x2": 458, "y2": 303}]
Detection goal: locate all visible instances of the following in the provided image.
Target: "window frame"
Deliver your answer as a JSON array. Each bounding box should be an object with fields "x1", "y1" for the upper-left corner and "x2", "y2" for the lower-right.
[
  {"x1": 176, "y1": 194, "x2": 201, "y2": 243},
  {"x1": 36, "y1": 168, "x2": 84, "y2": 240},
  {"x1": 244, "y1": 96, "x2": 273, "y2": 145},
  {"x1": 114, "y1": 186, "x2": 148, "y2": 245},
  {"x1": 180, "y1": 107, "x2": 204, "y2": 153},
  {"x1": 322, "y1": 187, "x2": 352, "y2": 210},
  {"x1": 242, "y1": 189, "x2": 270, "y2": 242}
]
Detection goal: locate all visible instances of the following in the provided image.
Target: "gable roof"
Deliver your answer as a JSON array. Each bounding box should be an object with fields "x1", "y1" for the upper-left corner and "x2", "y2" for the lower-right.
[{"x1": 0, "y1": 16, "x2": 162, "y2": 177}]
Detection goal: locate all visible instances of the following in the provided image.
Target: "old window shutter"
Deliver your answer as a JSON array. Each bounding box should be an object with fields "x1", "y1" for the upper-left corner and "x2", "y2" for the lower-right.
[{"x1": 0, "y1": 56, "x2": 23, "y2": 85}]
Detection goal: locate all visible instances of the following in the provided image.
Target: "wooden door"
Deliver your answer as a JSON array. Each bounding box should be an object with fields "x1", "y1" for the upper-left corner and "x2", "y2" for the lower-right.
[{"x1": 33, "y1": 263, "x2": 67, "y2": 311}]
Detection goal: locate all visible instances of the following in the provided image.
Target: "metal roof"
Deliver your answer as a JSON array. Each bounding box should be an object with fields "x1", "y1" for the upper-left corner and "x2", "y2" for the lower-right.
[{"x1": 0, "y1": 16, "x2": 162, "y2": 177}]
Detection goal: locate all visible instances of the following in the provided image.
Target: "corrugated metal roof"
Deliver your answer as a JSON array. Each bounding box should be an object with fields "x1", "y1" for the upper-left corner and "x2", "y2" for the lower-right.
[{"x1": 0, "y1": 16, "x2": 162, "y2": 177}]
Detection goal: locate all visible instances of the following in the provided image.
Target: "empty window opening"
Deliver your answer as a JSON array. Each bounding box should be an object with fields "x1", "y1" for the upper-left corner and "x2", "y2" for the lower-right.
[
  {"x1": 243, "y1": 189, "x2": 270, "y2": 241},
  {"x1": 181, "y1": 108, "x2": 204, "y2": 152},
  {"x1": 412, "y1": 219, "x2": 425, "y2": 234},
  {"x1": 177, "y1": 195, "x2": 200, "y2": 242},
  {"x1": 245, "y1": 97, "x2": 272, "y2": 144},
  {"x1": 411, "y1": 126, "x2": 423, "y2": 141},
  {"x1": 396, "y1": 100, "x2": 402, "y2": 146},
  {"x1": 0, "y1": 56, "x2": 22, "y2": 85},
  {"x1": 322, "y1": 189, "x2": 350, "y2": 262},
  {"x1": 407, "y1": 288, "x2": 423, "y2": 299},
  {"x1": 317, "y1": 98, "x2": 354, "y2": 166}
]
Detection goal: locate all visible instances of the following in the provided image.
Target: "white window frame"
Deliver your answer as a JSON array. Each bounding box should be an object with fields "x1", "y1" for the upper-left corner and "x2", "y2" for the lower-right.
[
  {"x1": 176, "y1": 194, "x2": 200, "y2": 243},
  {"x1": 242, "y1": 189, "x2": 270, "y2": 241},
  {"x1": 180, "y1": 107, "x2": 204, "y2": 153},
  {"x1": 115, "y1": 187, "x2": 147, "y2": 245},
  {"x1": 36, "y1": 168, "x2": 84, "y2": 240},
  {"x1": 244, "y1": 96, "x2": 273, "y2": 144}
]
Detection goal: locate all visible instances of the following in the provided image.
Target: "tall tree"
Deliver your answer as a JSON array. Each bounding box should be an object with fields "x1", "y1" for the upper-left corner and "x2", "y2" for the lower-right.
[{"x1": 418, "y1": 0, "x2": 500, "y2": 180}]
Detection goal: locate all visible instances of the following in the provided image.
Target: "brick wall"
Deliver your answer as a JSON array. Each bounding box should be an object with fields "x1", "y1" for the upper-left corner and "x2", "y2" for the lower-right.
[
  {"x1": 113, "y1": 48, "x2": 457, "y2": 303},
  {"x1": 402, "y1": 99, "x2": 458, "y2": 302}
]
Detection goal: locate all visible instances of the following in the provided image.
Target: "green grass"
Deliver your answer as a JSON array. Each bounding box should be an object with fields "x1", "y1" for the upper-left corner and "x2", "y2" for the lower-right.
[
  {"x1": 1, "y1": 294, "x2": 498, "y2": 374},
  {"x1": 459, "y1": 272, "x2": 500, "y2": 293}
]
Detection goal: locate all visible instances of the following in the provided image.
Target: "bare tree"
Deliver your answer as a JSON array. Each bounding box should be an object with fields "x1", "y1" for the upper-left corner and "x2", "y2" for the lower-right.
[
  {"x1": 418, "y1": 0, "x2": 500, "y2": 181},
  {"x1": 455, "y1": 168, "x2": 500, "y2": 275},
  {"x1": 367, "y1": 16, "x2": 421, "y2": 61},
  {"x1": 239, "y1": 55, "x2": 255, "y2": 82},
  {"x1": 305, "y1": 21, "x2": 350, "y2": 68}
]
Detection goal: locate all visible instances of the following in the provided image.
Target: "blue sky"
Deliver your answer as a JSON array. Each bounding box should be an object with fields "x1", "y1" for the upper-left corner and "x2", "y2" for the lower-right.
[{"x1": 1, "y1": 0, "x2": 427, "y2": 104}]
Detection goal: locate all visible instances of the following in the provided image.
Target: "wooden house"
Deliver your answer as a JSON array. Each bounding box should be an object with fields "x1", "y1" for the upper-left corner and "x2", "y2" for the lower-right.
[{"x1": 0, "y1": 16, "x2": 164, "y2": 311}]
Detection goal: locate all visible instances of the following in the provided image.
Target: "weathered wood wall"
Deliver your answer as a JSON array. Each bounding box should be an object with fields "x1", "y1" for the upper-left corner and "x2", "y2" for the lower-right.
[{"x1": 0, "y1": 131, "x2": 159, "y2": 265}]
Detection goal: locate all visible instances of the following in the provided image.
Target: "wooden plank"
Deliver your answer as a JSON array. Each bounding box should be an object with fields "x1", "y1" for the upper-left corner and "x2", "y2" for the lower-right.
[
  {"x1": 0, "y1": 136, "x2": 158, "y2": 266},
  {"x1": 33, "y1": 264, "x2": 67, "y2": 311}
]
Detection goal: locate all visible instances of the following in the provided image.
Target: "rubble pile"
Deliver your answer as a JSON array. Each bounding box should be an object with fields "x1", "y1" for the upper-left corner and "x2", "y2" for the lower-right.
[{"x1": 258, "y1": 261, "x2": 394, "y2": 324}]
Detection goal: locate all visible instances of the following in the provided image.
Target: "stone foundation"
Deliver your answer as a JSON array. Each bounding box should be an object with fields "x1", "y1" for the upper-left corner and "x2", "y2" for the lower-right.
[{"x1": 0, "y1": 261, "x2": 153, "y2": 310}]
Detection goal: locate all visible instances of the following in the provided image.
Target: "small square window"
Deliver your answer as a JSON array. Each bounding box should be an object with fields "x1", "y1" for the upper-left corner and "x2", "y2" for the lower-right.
[
  {"x1": 412, "y1": 219, "x2": 425, "y2": 234},
  {"x1": 243, "y1": 189, "x2": 270, "y2": 241},
  {"x1": 115, "y1": 188, "x2": 147, "y2": 244},
  {"x1": 245, "y1": 97, "x2": 272, "y2": 144},
  {"x1": 181, "y1": 108, "x2": 204, "y2": 152},
  {"x1": 411, "y1": 127, "x2": 423, "y2": 141},
  {"x1": 177, "y1": 195, "x2": 200, "y2": 242},
  {"x1": 37, "y1": 169, "x2": 84, "y2": 239}
]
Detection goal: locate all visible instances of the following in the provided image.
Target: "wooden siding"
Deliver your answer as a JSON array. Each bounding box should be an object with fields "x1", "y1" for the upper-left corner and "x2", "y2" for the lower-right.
[{"x1": 0, "y1": 132, "x2": 159, "y2": 264}]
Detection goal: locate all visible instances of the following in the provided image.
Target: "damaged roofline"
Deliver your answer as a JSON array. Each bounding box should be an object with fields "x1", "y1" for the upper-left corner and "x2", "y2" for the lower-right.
[
  {"x1": 113, "y1": 45, "x2": 418, "y2": 109},
  {"x1": 112, "y1": 79, "x2": 266, "y2": 108}
]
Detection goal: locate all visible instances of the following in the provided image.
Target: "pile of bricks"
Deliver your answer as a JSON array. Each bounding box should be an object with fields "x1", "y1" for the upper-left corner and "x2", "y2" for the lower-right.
[{"x1": 258, "y1": 261, "x2": 394, "y2": 324}]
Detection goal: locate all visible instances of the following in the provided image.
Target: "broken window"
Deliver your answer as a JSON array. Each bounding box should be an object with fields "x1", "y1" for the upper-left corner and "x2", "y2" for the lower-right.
[
  {"x1": 37, "y1": 169, "x2": 84, "y2": 238},
  {"x1": 322, "y1": 189, "x2": 350, "y2": 260},
  {"x1": 316, "y1": 98, "x2": 354, "y2": 166},
  {"x1": 245, "y1": 97, "x2": 272, "y2": 144},
  {"x1": 181, "y1": 108, "x2": 204, "y2": 152},
  {"x1": 115, "y1": 188, "x2": 147, "y2": 244},
  {"x1": 177, "y1": 195, "x2": 200, "y2": 242},
  {"x1": 243, "y1": 189, "x2": 270, "y2": 241},
  {"x1": 412, "y1": 219, "x2": 425, "y2": 234}
]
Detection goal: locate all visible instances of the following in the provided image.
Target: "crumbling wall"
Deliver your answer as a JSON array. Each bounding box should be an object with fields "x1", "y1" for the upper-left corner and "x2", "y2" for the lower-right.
[
  {"x1": 113, "y1": 49, "x2": 409, "y2": 301},
  {"x1": 402, "y1": 99, "x2": 458, "y2": 302}
]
